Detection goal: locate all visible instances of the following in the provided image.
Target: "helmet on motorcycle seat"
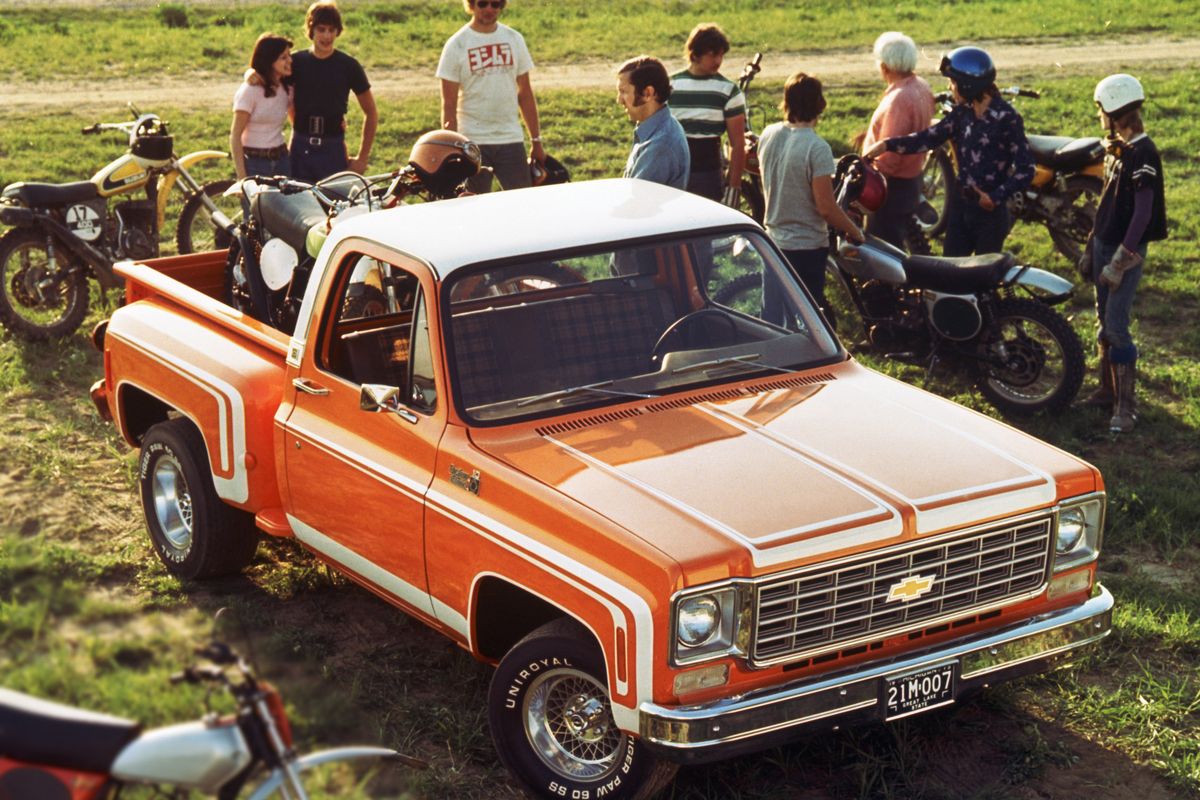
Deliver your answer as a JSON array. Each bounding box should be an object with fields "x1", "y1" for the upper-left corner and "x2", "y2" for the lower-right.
[
  {"x1": 530, "y1": 154, "x2": 570, "y2": 186},
  {"x1": 939, "y1": 46, "x2": 996, "y2": 103},
  {"x1": 408, "y1": 130, "x2": 482, "y2": 198},
  {"x1": 854, "y1": 159, "x2": 888, "y2": 213},
  {"x1": 1094, "y1": 74, "x2": 1145, "y2": 120}
]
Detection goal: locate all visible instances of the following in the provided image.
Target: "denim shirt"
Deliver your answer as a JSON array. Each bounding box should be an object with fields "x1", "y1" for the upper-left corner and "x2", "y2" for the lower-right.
[
  {"x1": 887, "y1": 96, "x2": 1034, "y2": 203},
  {"x1": 623, "y1": 105, "x2": 690, "y2": 190}
]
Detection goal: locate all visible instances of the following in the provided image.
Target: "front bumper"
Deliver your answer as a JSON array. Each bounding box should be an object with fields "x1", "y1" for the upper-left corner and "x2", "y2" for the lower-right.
[{"x1": 640, "y1": 585, "x2": 1113, "y2": 763}]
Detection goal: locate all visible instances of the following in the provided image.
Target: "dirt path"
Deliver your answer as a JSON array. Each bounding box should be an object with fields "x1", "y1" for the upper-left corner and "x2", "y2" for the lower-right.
[{"x1": 2, "y1": 35, "x2": 1197, "y2": 113}]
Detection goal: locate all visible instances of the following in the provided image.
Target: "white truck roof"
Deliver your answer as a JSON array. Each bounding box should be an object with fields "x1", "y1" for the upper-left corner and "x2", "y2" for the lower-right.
[{"x1": 323, "y1": 177, "x2": 756, "y2": 279}]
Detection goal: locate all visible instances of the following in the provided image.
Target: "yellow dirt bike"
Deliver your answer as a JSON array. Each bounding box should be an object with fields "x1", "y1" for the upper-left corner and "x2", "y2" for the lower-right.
[{"x1": 0, "y1": 108, "x2": 237, "y2": 340}]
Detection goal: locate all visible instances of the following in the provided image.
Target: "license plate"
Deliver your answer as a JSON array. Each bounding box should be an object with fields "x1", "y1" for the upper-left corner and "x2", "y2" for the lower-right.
[{"x1": 883, "y1": 661, "x2": 957, "y2": 720}]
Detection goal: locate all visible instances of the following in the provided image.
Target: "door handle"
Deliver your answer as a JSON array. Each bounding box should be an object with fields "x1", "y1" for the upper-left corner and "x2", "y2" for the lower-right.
[{"x1": 293, "y1": 377, "x2": 330, "y2": 396}]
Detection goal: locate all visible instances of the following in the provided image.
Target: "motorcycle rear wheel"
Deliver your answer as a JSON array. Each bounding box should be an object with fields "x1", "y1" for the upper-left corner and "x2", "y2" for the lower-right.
[
  {"x1": 1045, "y1": 175, "x2": 1102, "y2": 266},
  {"x1": 177, "y1": 179, "x2": 239, "y2": 255},
  {"x1": 915, "y1": 146, "x2": 955, "y2": 240},
  {"x1": 0, "y1": 229, "x2": 89, "y2": 341},
  {"x1": 978, "y1": 298, "x2": 1084, "y2": 415}
]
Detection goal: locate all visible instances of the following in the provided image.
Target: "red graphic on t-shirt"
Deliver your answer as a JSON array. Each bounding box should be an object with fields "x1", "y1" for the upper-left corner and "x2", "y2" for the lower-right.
[{"x1": 467, "y1": 43, "x2": 514, "y2": 74}]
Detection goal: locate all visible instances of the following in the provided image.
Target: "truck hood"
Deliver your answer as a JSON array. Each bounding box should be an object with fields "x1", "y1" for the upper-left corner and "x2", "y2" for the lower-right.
[{"x1": 470, "y1": 364, "x2": 1091, "y2": 577}]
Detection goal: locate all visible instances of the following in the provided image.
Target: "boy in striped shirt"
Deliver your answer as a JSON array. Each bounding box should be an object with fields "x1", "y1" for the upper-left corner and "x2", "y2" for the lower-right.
[{"x1": 669, "y1": 24, "x2": 746, "y2": 205}]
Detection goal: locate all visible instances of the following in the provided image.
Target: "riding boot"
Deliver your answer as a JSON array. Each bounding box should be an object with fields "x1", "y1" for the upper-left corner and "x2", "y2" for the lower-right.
[
  {"x1": 1083, "y1": 343, "x2": 1114, "y2": 407},
  {"x1": 1109, "y1": 361, "x2": 1137, "y2": 433}
]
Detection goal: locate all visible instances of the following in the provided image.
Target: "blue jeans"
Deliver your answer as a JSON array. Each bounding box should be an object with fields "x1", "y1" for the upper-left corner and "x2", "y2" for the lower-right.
[
  {"x1": 290, "y1": 134, "x2": 348, "y2": 182},
  {"x1": 243, "y1": 154, "x2": 290, "y2": 180},
  {"x1": 686, "y1": 168, "x2": 723, "y2": 202},
  {"x1": 1092, "y1": 239, "x2": 1146, "y2": 364},
  {"x1": 943, "y1": 194, "x2": 1012, "y2": 256}
]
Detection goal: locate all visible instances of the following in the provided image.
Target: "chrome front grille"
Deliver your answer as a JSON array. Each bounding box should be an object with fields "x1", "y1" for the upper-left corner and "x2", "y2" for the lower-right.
[{"x1": 752, "y1": 516, "x2": 1053, "y2": 666}]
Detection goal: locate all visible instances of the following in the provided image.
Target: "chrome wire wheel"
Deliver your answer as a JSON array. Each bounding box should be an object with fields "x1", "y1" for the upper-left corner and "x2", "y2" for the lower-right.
[
  {"x1": 522, "y1": 667, "x2": 625, "y2": 781},
  {"x1": 151, "y1": 453, "x2": 194, "y2": 559}
]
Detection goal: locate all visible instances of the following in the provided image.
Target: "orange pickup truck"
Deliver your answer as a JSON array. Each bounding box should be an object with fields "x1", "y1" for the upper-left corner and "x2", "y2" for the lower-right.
[{"x1": 91, "y1": 178, "x2": 1112, "y2": 799}]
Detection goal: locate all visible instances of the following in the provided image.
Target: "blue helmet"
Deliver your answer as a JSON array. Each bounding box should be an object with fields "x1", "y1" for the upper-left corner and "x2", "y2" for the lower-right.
[{"x1": 939, "y1": 47, "x2": 996, "y2": 102}]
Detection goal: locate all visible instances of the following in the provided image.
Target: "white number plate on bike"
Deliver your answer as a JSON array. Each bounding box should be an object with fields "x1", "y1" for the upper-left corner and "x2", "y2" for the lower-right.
[{"x1": 883, "y1": 661, "x2": 957, "y2": 720}]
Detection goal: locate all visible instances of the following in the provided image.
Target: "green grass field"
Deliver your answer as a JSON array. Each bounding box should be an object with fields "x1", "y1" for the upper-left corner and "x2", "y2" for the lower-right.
[{"x1": 1, "y1": 3, "x2": 1198, "y2": 797}]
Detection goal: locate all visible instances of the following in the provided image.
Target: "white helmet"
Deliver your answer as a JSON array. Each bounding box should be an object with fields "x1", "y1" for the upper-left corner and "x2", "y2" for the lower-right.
[{"x1": 1094, "y1": 74, "x2": 1144, "y2": 118}]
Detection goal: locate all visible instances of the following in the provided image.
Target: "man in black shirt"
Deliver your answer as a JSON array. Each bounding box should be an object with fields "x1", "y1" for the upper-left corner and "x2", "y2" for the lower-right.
[
  {"x1": 290, "y1": 2, "x2": 378, "y2": 181},
  {"x1": 1084, "y1": 73, "x2": 1168, "y2": 433}
]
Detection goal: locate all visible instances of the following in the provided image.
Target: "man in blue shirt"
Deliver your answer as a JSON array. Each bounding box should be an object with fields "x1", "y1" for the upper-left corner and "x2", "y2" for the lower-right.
[{"x1": 617, "y1": 56, "x2": 690, "y2": 190}]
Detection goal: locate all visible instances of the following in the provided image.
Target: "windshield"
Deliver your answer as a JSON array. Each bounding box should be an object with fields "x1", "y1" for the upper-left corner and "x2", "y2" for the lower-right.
[{"x1": 443, "y1": 229, "x2": 841, "y2": 423}]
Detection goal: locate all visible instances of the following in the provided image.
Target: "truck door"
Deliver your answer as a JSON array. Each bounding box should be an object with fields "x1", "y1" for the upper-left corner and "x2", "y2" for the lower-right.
[{"x1": 281, "y1": 245, "x2": 445, "y2": 619}]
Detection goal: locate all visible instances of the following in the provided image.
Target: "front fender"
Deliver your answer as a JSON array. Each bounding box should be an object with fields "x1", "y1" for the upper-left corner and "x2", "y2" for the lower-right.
[
  {"x1": 156, "y1": 150, "x2": 230, "y2": 225},
  {"x1": 245, "y1": 747, "x2": 414, "y2": 800},
  {"x1": 1003, "y1": 264, "x2": 1074, "y2": 303}
]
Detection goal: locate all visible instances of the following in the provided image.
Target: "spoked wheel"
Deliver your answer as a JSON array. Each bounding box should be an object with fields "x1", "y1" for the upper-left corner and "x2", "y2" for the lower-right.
[
  {"x1": 1046, "y1": 175, "x2": 1102, "y2": 266},
  {"x1": 177, "y1": 179, "x2": 240, "y2": 254},
  {"x1": 711, "y1": 271, "x2": 762, "y2": 317},
  {"x1": 0, "y1": 229, "x2": 89, "y2": 340},
  {"x1": 914, "y1": 146, "x2": 955, "y2": 240},
  {"x1": 977, "y1": 298, "x2": 1084, "y2": 415},
  {"x1": 823, "y1": 263, "x2": 867, "y2": 349},
  {"x1": 488, "y1": 619, "x2": 677, "y2": 800}
]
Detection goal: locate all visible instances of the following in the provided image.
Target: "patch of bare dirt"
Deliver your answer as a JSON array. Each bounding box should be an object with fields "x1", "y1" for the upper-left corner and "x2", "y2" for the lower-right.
[{"x1": 1, "y1": 36, "x2": 1197, "y2": 113}]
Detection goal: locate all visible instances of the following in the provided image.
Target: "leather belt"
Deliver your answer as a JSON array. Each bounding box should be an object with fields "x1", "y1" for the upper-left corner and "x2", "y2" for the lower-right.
[{"x1": 243, "y1": 145, "x2": 288, "y2": 160}]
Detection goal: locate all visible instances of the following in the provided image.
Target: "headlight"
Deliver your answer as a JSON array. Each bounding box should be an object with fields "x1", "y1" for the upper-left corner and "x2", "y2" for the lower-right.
[
  {"x1": 677, "y1": 595, "x2": 720, "y2": 647},
  {"x1": 1053, "y1": 494, "x2": 1105, "y2": 572},
  {"x1": 671, "y1": 585, "x2": 748, "y2": 666}
]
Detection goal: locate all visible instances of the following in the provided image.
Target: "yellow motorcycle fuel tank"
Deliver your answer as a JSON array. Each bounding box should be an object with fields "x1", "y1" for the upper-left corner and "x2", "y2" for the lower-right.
[{"x1": 93, "y1": 154, "x2": 149, "y2": 197}]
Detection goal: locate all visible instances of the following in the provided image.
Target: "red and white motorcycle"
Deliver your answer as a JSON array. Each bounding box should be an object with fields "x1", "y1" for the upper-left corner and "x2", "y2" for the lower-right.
[{"x1": 0, "y1": 638, "x2": 423, "y2": 799}]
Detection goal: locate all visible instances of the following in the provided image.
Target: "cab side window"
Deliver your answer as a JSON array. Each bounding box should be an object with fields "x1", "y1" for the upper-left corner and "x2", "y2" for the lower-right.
[{"x1": 321, "y1": 254, "x2": 435, "y2": 412}]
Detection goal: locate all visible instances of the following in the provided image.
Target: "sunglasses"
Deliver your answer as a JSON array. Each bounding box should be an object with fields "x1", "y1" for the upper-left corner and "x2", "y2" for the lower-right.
[{"x1": 474, "y1": 1, "x2": 505, "y2": 7}]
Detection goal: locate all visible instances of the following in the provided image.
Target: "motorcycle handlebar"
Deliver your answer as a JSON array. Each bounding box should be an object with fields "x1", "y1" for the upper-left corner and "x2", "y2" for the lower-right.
[{"x1": 81, "y1": 124, "x2": 101, "y2": 135}]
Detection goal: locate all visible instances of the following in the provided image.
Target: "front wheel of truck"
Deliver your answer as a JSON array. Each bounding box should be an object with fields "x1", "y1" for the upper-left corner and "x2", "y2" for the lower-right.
[
  {"x1": 488, "y1": 618, "x2": 677, "y2": 800},
  {"x1": 138, "y1": 419, "x2": 259, "y2": 580}
]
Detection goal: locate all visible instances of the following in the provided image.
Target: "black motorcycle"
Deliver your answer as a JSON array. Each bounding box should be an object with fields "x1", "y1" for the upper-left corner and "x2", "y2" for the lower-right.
[{"x1": 716, "y1": 155, "x2": 1085, "y2": 416}]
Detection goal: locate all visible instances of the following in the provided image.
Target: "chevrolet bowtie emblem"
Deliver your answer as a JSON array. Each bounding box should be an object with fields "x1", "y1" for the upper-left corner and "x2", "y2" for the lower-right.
[{"x1": 887, "y1": 574, "x2": 936, "y2": 603}]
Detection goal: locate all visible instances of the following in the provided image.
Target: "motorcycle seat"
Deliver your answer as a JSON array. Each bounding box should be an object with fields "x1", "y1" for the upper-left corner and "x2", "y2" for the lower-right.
[
  {"x1": 1027, "y1": 134, "x2": 1105, "y2": 172},
  {"x1": 0, "y1": 687, "x2": 141, "y2": 774},
  {"x1": 902, "y1": 251, "x2": 1014, "y2": 294},
  {"x1": 254, "y1": 190, "x2": 328, "y2": 258},
  {"x1": 2, "y1": 180, "x2": 99, "y2": 207}
]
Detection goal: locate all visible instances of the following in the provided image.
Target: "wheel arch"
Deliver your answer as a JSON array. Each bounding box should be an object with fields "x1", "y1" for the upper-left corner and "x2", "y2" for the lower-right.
[{"x1": 471, "y1": 574, "x2": 607, "y2": 668}]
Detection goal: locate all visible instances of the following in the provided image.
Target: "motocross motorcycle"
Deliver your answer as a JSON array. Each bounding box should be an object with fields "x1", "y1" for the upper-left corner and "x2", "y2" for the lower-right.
[
  {"x1": 0, "y1": 109, "x2": 234, "y2": 340},
  {"x1": 727, "y1": 53, "x2": 766, "y2": 222},
  {"x1": 912, "y1": 87, "x2": 1105, "y2": 264},
  {"x1": 715, "y1": 155, "x2": 1085, "y2": 415},
  {"x1": 222, "y1": 130, "x2": 482, "y2": 334},
  {"x1": 0, "y1": 637, "x2": 424, "y2": 799}
]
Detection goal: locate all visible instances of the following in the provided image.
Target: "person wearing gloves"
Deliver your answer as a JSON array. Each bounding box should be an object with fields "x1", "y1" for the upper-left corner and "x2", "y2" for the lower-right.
[
  {"x1": 865, "y1": 46, "x2": 1033, "y2": 256},
  {"x1": 1083, "y1": 73, "x2": 1168, "y2": 433}
]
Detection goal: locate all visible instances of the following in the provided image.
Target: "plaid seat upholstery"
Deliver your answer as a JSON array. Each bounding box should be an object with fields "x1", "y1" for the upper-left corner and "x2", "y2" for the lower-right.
[{"x1": 452, "y1": 288, "x2": 677, "y2": 409}]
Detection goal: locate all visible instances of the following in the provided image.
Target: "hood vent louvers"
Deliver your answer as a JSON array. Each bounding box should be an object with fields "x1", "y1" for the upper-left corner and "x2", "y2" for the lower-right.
[{"x1": 534, "y1": 373, "x2": 837, "y2": 436}]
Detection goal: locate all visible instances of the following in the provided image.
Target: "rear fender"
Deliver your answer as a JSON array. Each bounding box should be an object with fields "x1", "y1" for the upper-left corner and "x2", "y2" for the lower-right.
[{"x1": 1002, "y1": 264, "x2": 1073, "y2": 303}]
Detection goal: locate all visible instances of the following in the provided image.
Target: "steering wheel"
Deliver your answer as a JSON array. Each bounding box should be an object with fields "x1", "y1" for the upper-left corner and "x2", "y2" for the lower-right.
[{"x1": 650, "y1": 308, "x2": 740, "y2": 362}]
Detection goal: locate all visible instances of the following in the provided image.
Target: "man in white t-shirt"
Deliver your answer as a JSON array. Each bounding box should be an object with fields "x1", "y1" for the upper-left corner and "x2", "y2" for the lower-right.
[{"x1": 436, "y1": 0, "x2": 545, "y2": 193}]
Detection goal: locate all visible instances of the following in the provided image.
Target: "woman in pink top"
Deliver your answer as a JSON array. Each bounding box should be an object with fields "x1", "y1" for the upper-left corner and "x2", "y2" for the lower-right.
[
  {"x1": 860, "y1": 32, "x2": 934, "y2": 247},
  {"x1": 230, "y1": 34, "x2": 294, "y2": 180}
]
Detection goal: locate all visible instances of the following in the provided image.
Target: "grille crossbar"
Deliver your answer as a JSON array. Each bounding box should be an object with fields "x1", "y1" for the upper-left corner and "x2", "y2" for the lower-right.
[{"x1": 752, "y1": 517, "x2": 1053, "y2": 665}]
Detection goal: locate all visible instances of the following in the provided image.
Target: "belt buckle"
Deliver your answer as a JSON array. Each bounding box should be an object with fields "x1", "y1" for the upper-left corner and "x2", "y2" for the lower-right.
[{"x1": 308, "y1": 136, "x2": 323, "y2": 147}]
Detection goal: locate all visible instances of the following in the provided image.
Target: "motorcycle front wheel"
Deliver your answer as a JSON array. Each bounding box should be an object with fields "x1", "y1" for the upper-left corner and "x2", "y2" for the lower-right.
[
  {"x1": 1045, "y1": 175, "x2": 1102, "y2": 266},
  {"x1": 0, "y1": 229, "x2": 89, "y2": 341},
  {"x1": 977, "y1": 298, "x2": 1084, "y2": 415},
  {"x1": 177, "y1": 179, "x2": 239, "y2": 255}
]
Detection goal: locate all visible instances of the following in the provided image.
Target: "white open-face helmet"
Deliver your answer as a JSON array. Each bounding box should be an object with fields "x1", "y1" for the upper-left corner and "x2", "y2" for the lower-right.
[{"x1": 1094, "y1": 74, "x2": 1144, "y2": 118}]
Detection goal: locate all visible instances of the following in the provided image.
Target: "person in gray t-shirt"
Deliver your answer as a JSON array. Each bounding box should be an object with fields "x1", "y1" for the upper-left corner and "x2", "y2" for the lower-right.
[{"x1": 759, "y1": 72, "x2": 863, "y2": 315}]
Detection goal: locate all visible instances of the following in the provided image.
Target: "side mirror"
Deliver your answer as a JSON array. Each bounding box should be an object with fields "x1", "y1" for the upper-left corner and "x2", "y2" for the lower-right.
[{"x1": 360, "y1": 384, "x2": 418, "y2": 423}]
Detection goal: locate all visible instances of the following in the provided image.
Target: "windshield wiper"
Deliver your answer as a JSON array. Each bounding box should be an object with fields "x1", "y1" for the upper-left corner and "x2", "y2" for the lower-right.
[
  {"x1": 516, "y1": 380, "x2": 658, "y2": 407},
  {"x1": 671, "y1": 353, "x2": 795, "y2": 377}
]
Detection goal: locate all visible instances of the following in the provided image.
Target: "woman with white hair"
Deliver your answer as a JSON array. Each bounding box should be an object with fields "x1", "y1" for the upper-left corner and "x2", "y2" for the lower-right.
[{"x1": 860, "y1": 31, "x2": 935, "y2": 246}]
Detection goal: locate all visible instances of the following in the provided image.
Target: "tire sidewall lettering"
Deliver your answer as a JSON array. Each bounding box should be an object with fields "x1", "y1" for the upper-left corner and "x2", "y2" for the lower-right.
[{"x1": 504, "y1": 656, "x2": 573, "y2": 711}]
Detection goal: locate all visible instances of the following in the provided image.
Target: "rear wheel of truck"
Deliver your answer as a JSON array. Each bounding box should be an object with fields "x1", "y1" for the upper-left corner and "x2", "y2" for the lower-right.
[
  {"x1": 138, "y1": 419, "x2": 259, "y2": 579},
  {"x1": 488, "y1": 618, "x2": 677, "y2": 800}
]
